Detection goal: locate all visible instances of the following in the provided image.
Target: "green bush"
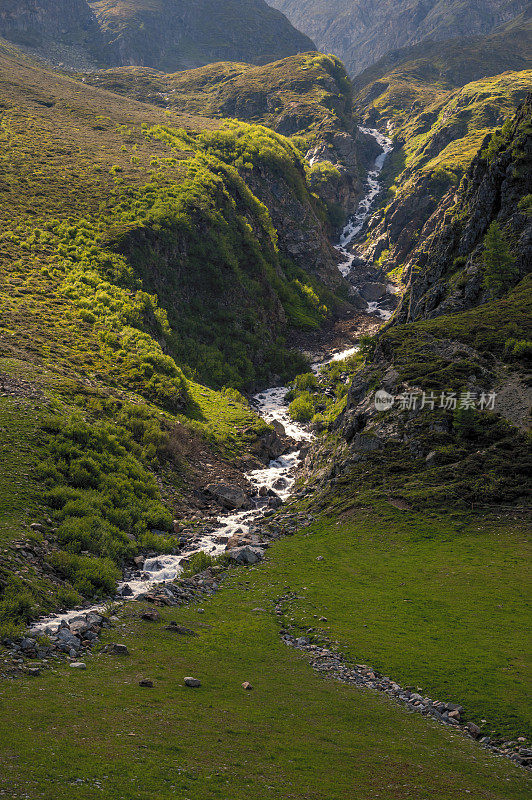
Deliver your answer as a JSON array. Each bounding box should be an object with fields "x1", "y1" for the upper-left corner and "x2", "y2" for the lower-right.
[
  {"x1": 288, "y1": 392, "x2": 315, "y2": 422},
  {"x1": 295, "y1": 372, "x2": 318, "y2": 391},
  {"x1": 49, "y1": 552, "x2": 120, "y2": 597}
]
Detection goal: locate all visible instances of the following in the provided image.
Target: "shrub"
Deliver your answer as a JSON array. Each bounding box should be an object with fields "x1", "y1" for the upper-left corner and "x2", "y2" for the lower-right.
[
  {"x1": 49, "y1": 552, "x2": 120, "y2": 597},
  {"x1": 294, "y1": 372, "x2": 317, "y2": 391},
  {"x1": 288, "y1": 392, "x2": 315, "y2": 422}
]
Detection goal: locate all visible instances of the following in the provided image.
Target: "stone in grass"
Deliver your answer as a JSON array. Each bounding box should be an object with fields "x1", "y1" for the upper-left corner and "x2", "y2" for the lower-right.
[
  {"x1": 241, "y1": 681, "x2": 253, "y2": 691},
  {"x1": 70, "y1": 662, "x2": 86, "y2": 670},
  {"x1": 139, "y1": 679, "x2": 154, "y2": 688},
  {"x1": 184, "y1": 677, "x2": 201, "y2": 688},
  {"x1": 110, "y1": 643, "x2": 130, "y2": 656},
  {"x1": 165, "y1": 622, "x2": 197, "y2": 636},
  {"x1": 465, "y1": 722, "x2": 481, "y2": 738},
  {"x1": 141, "y1": 611, "x2": 160, "y2": 622}
]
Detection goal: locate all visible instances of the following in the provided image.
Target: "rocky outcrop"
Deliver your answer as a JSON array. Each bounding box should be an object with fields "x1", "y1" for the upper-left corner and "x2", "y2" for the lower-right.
[
  {"x1": 0, "y1": 0, "x2": 106, "y2": 68},
  {"x1": 355, "y1": 74, "x2": 530, "y2": 299},
  {"x1": 394, "y1": 97, "x2": 532, "y2": 323}
]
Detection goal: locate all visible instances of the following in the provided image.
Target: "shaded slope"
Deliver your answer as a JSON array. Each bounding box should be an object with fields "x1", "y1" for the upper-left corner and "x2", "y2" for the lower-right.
[{"x1": 89, "y1": 0, "x2": 316, "y2": 70}]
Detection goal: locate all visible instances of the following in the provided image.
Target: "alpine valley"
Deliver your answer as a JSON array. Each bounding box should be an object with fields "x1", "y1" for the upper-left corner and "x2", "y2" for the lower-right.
[{"x1": 0, "y1": 2, "x2": 530, "y2": 799}]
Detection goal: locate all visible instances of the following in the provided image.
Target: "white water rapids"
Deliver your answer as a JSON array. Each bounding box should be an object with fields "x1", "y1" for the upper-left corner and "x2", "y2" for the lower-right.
[{"x1": 30, "y1": 128, "x2": 393, "y2": 633}]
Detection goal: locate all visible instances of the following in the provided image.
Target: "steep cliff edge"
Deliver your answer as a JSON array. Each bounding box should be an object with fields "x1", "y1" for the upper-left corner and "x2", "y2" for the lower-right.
[{"x1": 298, "y1": 99, "x2": 531, "y2": 513}]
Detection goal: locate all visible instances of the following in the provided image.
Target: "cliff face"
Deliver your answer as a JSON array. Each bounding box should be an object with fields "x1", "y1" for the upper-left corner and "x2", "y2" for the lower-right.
[
  {"x1": 266, "y1": 0, "x2": 529, "y2": 75},
  {"x1": 352, "y1": 70, "x2": 531, "y2": 287},
  {"x1": 393, "y1": 98, "x2": 532, "y2": 324},
  {"x1": 0, "y1": 0, "x2": 316, "y2": 70},
  {"x1": 0, "y1": 0, "x2": 106, "y2": 67},
  {"x1": 298, "y1": 99, "x2": 531, "y2": 514}
]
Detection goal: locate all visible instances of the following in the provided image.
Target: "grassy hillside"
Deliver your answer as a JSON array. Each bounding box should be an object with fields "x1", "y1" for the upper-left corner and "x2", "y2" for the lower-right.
[
  {"x1": 0, "y1": 39, "x2": 351, "y2": 628},
  {"x1": 86, "y1": 52, "x2": 354, "y2": 140}
]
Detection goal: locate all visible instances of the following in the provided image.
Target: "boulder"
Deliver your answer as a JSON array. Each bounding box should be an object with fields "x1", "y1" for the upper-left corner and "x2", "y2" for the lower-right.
[
  {"x1": 70, "y1": 662, "x2": 86, "y2": 670},
  {"x1": 139, "y1": 679, "x2": 154, "y2": 688},
  {"x1": 359, "y1": 282, "x2": 387, "y2": 302},
  {"x1": 184, "y1": 677, "x2": 201, "y2": 688},
  {"x1": 205, "y1": 483, "x2": 247, "y2": 510},
  {"x1": 466, "y1": 722, "x2": 481, "y2": 738},
  {"x1": 56, "y1": 629, "x2": 81, "y2": 652},
  {"x1": 109, "y1": 643, "x2": 130, "y2": 656},
  {"x1": 141, "y1": 611, "x2": 160, "y2": 622},
  {"x1": 164, "y1": 623, "x2": 197, "y2": 636},
  {"x1": 228, "y1": 546, "x2": 264, "y2": 565}
]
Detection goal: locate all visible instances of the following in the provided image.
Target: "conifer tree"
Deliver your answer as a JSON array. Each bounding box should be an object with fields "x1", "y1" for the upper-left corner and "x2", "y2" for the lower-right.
[{"x1": 482, "y1": 221, "x2": 517, "y2": 294}]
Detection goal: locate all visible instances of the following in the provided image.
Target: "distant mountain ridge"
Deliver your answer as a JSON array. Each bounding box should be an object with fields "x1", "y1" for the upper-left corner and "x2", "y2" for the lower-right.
[
  {"x1": 266, "y1": 0, "x2": 530, "y2": 75},
  {"x1": 0, "y1": 0, "x2": 316, "y2": 70}
]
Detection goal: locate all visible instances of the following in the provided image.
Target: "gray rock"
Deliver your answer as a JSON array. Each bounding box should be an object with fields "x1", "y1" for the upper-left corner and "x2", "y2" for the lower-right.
[
  {"x1": 141, "y1": 611, "x2": 160, "y2": 622},
  {"x1": 184, "y1": 676, "x2": 201, "y2": 688},
  {"x1": 164, "y1": 623, "x2": 197, "y2": 636},
  {"x1": 466, "y1": 722, "x2": 481, "y2": 738},
  {"x1": 205, "y1": 483, "x2": 247, "y2": 510},
  {"x1": 56, "y1": 629, "x2": 81, "y2": 651},
  {"x1": 139, "y1": 679, "x2": 153, "y2": 688},
  {"x1": 109, "y1": 643, "x2": 129, "y2": 656},
  {"x1": 228, "y1": 546, "x2": 264, "y2": 565},
  {"x1": 425, "y1": 450, "x2": 438, "y2": 467},
  {"x1": 359, "y1": 282, "x2": 387, "y2": 302},
  {"x1": 70, "y1": 662, "x2": 86, "y2": 670}
]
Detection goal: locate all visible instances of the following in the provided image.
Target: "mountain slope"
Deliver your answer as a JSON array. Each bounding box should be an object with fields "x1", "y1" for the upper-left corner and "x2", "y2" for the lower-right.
[
  {"x1": 85, "y1": 52, "x2": 371, "y2": 221},
  {"x1": 0, "y1": 0, "x2": 316, "y2": 70},
  {"x1": 353, "y1": 8, "x2": 532, "y2": 124},
  {"x1": 266, "y1": 0, "x2": 530, "y2": 75},
  {"x1": 0, "y1": 0, "x2": 107, "y2": 68},
  {"x1": 352, "y1": 70, "x2": 531, "y2": 274},
  {"x1": 0, "y1": 38, "x2": 353, "y2": 627}
]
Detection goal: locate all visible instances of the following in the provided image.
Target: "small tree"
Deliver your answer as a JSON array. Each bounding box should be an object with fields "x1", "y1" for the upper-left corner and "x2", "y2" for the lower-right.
[{"x1": 482, "y1": 221, "x2": 517, "y2": 294}]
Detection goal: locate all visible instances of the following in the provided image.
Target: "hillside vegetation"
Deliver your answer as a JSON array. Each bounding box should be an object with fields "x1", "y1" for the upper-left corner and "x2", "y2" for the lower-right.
[
  {"x1": 0, "y1": 39, "x2": 350, "y2": 628},
  {"x1": 86, "y1": 52, "x2": 353, "y2": 138}
]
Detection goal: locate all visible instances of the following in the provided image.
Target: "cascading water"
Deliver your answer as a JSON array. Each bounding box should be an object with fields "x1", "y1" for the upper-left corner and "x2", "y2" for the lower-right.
[{"x1": 30, "y1": 129, "x2": 393, "y2": 632}]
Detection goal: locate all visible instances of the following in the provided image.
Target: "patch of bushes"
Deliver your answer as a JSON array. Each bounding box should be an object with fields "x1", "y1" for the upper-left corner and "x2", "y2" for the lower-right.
[
  {"x1": 288, "y1": 392, "x2": 316, "y2": 422},
  {"x1": 37, "y1": 406, "x2": 178, "y2": 599}
]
